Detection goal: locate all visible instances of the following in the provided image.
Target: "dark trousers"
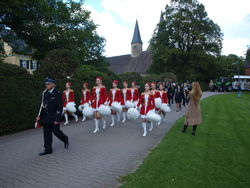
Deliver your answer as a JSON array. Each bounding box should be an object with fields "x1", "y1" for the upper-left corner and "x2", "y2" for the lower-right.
[
  {"x1": 182, "y1": 95, "x2": 186, "y2": 106},
  {"x1": 43, "y1": 122, "x2": 68, "y2": 152},
  {"x1": 168, "y1": 95, "x2": 174, "y2": 104}
]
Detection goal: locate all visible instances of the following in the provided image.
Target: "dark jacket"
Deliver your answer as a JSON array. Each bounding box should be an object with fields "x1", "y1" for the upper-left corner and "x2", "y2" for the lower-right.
[{"x1": 40, "y1": 88, "x2": 63, "y2": 124}]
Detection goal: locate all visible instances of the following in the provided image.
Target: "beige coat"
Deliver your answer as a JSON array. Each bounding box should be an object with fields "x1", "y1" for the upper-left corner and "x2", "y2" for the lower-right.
[{"x1": 184, "y1": 93, "x2": 202, "y2": 126}]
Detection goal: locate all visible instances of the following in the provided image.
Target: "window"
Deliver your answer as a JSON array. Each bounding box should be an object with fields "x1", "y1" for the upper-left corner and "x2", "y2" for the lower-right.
[
  {"x1": 20, "y1": 60, "x2": 27, "y2": 68},
  {"x1": 31, "y1": 61, "x2": 37, "y2": 70}
]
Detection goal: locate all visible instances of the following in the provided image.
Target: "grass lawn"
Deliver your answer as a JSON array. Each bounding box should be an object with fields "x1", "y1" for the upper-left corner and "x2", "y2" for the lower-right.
[{"x1": 120, "y1": 93, "x2": 250, "y2": 188}]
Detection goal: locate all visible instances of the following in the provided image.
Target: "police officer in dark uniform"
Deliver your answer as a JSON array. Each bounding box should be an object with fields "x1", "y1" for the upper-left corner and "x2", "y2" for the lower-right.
[{"x1": 36, "y1": 78, "x2": 69, "y2": 156}]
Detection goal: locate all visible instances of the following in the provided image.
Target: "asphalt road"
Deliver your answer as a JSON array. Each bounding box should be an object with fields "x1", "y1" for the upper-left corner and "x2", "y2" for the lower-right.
[{"x1": 0, "y1": 92, "x2": 224, "y2": 188}]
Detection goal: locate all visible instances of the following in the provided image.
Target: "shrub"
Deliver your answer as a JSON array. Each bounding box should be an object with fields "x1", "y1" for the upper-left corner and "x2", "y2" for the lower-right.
[
  {"x1": 160, "y1": 72, "x2": 177, "y2": 82},
  {"x1": 38, "y1": 49, "x2": 80, "y2": 79}
]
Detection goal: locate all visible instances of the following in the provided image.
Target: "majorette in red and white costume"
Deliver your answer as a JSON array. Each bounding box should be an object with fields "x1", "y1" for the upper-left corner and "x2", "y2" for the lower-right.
[
  {"x1": 158, "y1": 83, "x2": 168, "y2": 125},
  {"x1": 62, "y1": 82, "x2": 78, "y2": 125},
  {"x1": 121, "y1": 81, "x2": 132, "y2": 122},
  {"x1": 108, "y1": 80, "x2": 121, "y2": 126},
  {"x1": 150, "y1": 82, "x2": 160, "y2": 98},
  {"x1": 130, "y1": 81, "x2": 140, "y2": 106},
  {"x1": 90, "y1": 77, "x2": 108, "y2": 133},
  {"x1": 150, "y1": 82, "x2": 161, "y2": 113},
  {"x1": 80, "y1": 82, "x2": 91, "y2": 122},
  {"x1": 137, "y1": 82, "x2": 155, "y2": 136}
]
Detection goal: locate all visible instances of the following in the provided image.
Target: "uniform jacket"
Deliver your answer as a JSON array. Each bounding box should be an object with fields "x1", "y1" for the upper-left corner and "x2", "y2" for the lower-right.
[
  {"x1": 159, "y1": 90, "x2": 168, "y2": 104},
  {"x1": 121, "y1": 88, "x2": 132, "y2": 105},
  {"x1": 108, "y1": 88, "x2": 121, "y2": 106},
  {"x1": 90, "y1": 86, "x2": 107, "y2": 108},
  {"x1": 151, "y1": 90, "x2": 160, "y2": 98},
  {"x1": 62, "y1": 89, "x2": 75, "y2": 107},
  {"x1": 137, "y1": 92, "x2": 155, "y2": 115},
  {"x1": 40, "y1": 88, "x2": 63, "y2": 124},
  {"x1": 80, "y1": 89, "x2": 91, "y2": 104},
  {"x1": 131, "y1": 88, "x2": 140, "y2": 102}
]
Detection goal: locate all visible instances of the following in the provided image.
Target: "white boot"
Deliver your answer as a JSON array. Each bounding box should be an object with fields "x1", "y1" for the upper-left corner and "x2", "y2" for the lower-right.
[
  {"x1": 149, "y1": 122, "x2": 154, "y2": 132},
  {"x1": 158, "y1": 118, "x2": 161, "y2": 126},
  {"x1": 72, "y1": 113, "x2": 78, "y2": 122},
  {"x1": 142, "y1": 122, "x2": 147, "y2": 137},
  {"x1": 117, "y1": 114, "x2": 120, "y2": 122},
  {"x1": 64, "y1": 114, "x2": 69, "y2": 125},
  {"x1": 110, "y1": 115, "x2": 115, "y2": 127},
  {"x1": 82, "y1": 115, "x2": 86, "y2": 122},
  {"x1": 102, "y1": 119, "x2": 106, "y2": 129},
  {"x1": 122, "y1": 112, "x2": 126, "y2": 122},
  {"x1": 93, "y1": 119, "x2": 99, "y2": 133}
]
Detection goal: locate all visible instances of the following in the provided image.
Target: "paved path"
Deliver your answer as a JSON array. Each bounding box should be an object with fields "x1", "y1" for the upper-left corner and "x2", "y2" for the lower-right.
[{"x1": 0, "y1": 92, "x2": 224, "y2": 188}]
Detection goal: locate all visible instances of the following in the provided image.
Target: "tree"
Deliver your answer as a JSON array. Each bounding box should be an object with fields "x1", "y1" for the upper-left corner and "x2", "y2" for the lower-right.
[
  {"x1": 246, "y1": 47, "x2": 250, "y2": 65},
  {"x1": 38, "y1": 49, "x2": 79, "y2": 79},
  {"x1": 216, "y1": 54, "x2": 245, "y2": 77},
  {"x1": 153, "y1": 0, "x2": 223, "y2": 55},
  {"x1": 0, "y1": 0, "x2": 105, "y2": 66},
  {"x1": 149, "y1": 0, "x2": 224, "y2": 82}
]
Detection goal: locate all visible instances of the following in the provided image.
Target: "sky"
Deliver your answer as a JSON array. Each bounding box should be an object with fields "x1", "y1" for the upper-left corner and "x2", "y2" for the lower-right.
[{"x1": 83, "y1": 0, "x2": 250, "y2": 57}]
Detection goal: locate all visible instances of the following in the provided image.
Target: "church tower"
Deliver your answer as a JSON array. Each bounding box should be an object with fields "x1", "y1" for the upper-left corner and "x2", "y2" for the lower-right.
[{"x1": 131, "y1": 20, "x2": 143, "y2": 57}]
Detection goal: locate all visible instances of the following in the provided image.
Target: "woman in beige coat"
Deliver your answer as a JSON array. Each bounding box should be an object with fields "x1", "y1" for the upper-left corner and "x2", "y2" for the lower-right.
[{"x1": 182, "y1": 82, "x2": 202, "y2": 135}]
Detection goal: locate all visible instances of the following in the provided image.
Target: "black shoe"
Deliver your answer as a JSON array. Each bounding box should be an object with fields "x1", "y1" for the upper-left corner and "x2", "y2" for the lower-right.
[
  {"x1": 64, "y1": 140, "x2": 69, "y2": 149},
  {"x1": 182, "y1": 129, "x2": 186, "y2": 133},
  {"x1": 39, "y1": 150, "x2": 52, "y2": 156},
  {"x1": 191, "y1": 131, "x2": 196, "y2": 136}
]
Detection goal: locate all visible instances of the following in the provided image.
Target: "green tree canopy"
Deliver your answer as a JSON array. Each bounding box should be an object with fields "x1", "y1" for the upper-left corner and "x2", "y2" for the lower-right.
[
  {"x1": 38, "y1": 49, "x2": 79, "y2": 79},
  {"x1": 0, "y1": 0, "x2": 105, "y2": 66},
  {"x1": 149, "y1": 0, "x2": 224, "y2": 82},
  {"x1": 153, "y1": 0, "x2": 223, "y2": 55}
]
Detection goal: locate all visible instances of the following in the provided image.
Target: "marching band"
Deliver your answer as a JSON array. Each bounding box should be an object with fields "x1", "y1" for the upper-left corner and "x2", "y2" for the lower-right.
[{"x1": 37, "y1": 77, "x2": 175, "y2": 138}]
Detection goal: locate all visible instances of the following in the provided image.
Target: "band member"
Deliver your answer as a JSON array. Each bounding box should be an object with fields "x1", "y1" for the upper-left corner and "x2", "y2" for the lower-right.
[
  {"x1": 150, "y1": 82, "x2": 160, "y2": 99},
  {"x1": 36, "y1": 78, "x2": 69, "y2": 156},
  {"x1": 158, "y1": 83, "x2": 168, "y2": 125},
  {"x1": 175, "y1": 84, "x2": 182, "y2": 112},
  {"x1": 121, "y1": 81, "x2": 132, "y2": 122},
  {"x1": 90, "y1": 77, "x2": 107, "y2": 133},
  {"x1": 150, "y1": 82, "x2": 160, "y2": 128},
  {"x1": 62, "y1": 82, "x2": 78, "y2": 125},
  {"x1": 167, "y1": 84, "x2": 175, "y2": 106},
  {"x1": 80, "y1": 82, "x2": 91, "y2": 122},
  {"x1": 108, "y1": 80, "x2": 121, "y2": 126},
  {"x1": 137, "y1": 83, "x2": 155, "y2": 136},
  {"x1": 131, "y1": 81, "x2": 140, "y2": 106}
]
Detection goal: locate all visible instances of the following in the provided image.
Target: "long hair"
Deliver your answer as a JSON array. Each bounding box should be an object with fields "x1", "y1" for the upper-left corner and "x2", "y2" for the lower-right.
[{"x1": 190, "y1": 82, "x2": 202, "y2": 105}]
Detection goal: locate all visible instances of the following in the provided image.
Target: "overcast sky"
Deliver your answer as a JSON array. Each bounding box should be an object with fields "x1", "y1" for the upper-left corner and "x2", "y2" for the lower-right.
[{"x1": 83, "y1": 0, "x2": 250, "y2": 57}]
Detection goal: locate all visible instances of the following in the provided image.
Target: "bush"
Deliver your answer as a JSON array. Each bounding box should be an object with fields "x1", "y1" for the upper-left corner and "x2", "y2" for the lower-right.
[
  {"x1": 160, "y1": 72, "x2": 177, "y2": 82},
  {"x1": 0, "y1": 76, "x2": 43, "y2": 135},
  {"x1": 0, "y1": 61, "x2": 31, "y2": 78},
  {"x1": 38, "y1": 49, "x2": 80, "y2": 79},
  {"x1": 200, "y1": 82, "x2": 209, "y2": 91},
  {"x1": 142, "y1": 74, "x2": 161, "y2": 83}
]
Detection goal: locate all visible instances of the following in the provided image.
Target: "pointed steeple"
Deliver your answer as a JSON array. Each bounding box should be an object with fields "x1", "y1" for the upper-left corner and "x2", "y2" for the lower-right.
[{"x1": 131, "y1": 20, "x2": 143, "y2": 44}]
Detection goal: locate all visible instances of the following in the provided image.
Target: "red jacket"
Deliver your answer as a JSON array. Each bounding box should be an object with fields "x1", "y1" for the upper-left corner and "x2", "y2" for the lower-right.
[
  {"x1": 90, "y1": 86, "x2": 107, "y2": 109},
  {"x1": 131, "y1": 88, "x2": 140, "y2": 102},
  {"x1": 137, "y1": 92, "x2": 155, "y2": 115},
  {"x1": 151, "y1": 90, "x2": 160, "y2": 98},
  {"x1": 121, "y1": 88, "x2": 132, "y2": 105},
  {"x1": 108, "y1": 88, "x2": 121, "y2": 106},
  {"x1": 62, "y1": 89, "x2": 75, "y2": 107},
  {"x1": 81, "y1": 89, "x2": 91, "y2": 105},
  {"x1": 159, "y1": 91, "x2": 168, "y2": 104}
]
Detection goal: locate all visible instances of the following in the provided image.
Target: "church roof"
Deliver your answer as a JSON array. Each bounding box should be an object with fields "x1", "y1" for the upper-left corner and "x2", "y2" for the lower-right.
[
  {"x1": 107, "y1": 51, "x2": 152, "y2": 74},
  {"x1": 131, "y1": 20, "x2": 143, "y2": 44}
]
